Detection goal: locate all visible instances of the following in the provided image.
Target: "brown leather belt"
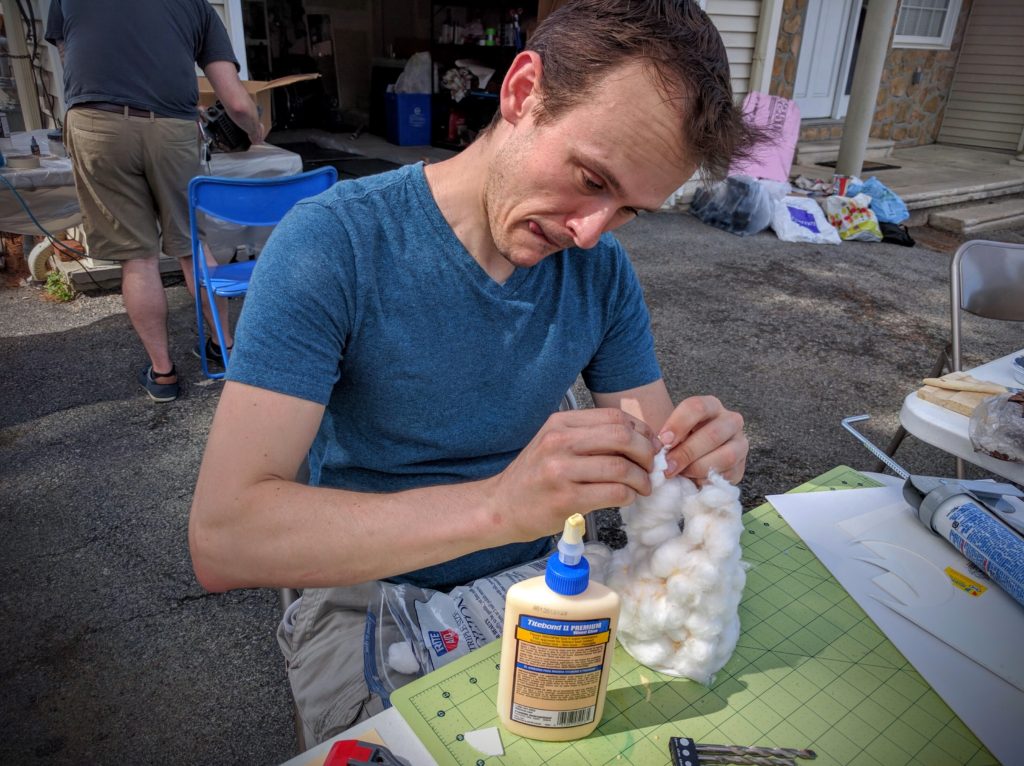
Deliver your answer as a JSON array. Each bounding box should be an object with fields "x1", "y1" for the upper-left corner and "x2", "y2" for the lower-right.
[{"x1": 77, "y1": 102, "x2": 173, "y2": 119}]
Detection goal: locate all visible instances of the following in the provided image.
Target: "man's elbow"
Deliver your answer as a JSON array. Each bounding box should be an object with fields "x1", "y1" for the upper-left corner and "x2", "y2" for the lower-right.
[
  {"x1": 188, "y1": 505, "x2": 237, "y2": 593},
  {"x1": 223, "y1": 92, "x2": 256, "y2": 121}
]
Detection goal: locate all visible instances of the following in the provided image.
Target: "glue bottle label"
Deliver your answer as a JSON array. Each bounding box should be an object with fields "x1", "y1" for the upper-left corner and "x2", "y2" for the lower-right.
[
  {"x1": 509, "y1": 615, "x2": 611, "y2": 728},
  {"x1": 933, "y1": 500, "x2": 1024, "y2": 607}
]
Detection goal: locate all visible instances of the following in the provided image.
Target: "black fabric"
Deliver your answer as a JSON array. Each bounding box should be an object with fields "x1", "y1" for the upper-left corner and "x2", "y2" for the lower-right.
[
  {"x1": 46, "y1": 0, "x2": 237, "y2": 120},
  {"x1": 879, "y1": 221, "x2": 916, "y2": 247}
]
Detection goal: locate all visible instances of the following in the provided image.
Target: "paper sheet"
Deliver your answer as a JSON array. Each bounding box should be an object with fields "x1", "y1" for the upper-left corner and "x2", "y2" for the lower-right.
[{"x1": 767, "y1": 486, "x2": 1024, "y2": 765}]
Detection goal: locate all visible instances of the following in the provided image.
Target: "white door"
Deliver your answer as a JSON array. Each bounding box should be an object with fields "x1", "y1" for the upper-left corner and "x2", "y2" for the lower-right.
[{"x1": 793, "y1": 0, "x2": 861, "y2": 119}]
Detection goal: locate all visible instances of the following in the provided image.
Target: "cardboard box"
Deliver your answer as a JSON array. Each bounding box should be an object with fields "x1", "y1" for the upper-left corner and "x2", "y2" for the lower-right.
[
  {"x1": 386, "y1": 92, "x2": 431, "y2": 146},
  {"x1": 197, "y1": 73, "x2": 320, "y2": 135}
]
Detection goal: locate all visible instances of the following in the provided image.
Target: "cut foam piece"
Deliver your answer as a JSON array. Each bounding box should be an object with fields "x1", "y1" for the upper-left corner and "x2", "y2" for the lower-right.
[{"x1": 463, "y1": 727, "x2": 504, "y2": 756}]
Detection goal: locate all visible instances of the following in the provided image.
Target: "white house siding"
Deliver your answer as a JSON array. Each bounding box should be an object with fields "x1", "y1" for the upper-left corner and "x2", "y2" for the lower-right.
[
  {"x1": 707, "y1": 0, "x2": 762, "y2": 101},
  {"x1": 937, "y1": 0, "x2": 1024, "y2": 152},
  {"x1": 206, "y1": 0, "x2": 249, "y2": 79}
]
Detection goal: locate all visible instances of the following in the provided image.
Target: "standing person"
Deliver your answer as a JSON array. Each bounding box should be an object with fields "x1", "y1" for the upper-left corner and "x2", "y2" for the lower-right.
[
  {"x1": 189, "y1": 0, "x2": 756, "y2": 746},
  {"x1": 45, "y1": 0, "x2": 264, "y2": 403}
]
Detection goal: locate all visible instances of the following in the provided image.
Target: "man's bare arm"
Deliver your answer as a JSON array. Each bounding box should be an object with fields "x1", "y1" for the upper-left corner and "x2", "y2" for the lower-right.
[
  {"x1": 201, "y1": 60, "x2": 264, "y2": 145},
  {"x1": 189, "y1": 381, "x2": 660, "y2": 592}
]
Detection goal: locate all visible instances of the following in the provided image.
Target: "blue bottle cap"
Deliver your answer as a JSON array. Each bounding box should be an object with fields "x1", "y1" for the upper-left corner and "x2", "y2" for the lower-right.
[{"x1": 545, "y1": 552, "x2": 590, "y2": 596}]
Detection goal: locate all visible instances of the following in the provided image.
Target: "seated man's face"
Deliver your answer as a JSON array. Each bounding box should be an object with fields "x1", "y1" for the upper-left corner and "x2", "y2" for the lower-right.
[{"x1": 484, "y1": 61, "x2": 696, "y2": 268}]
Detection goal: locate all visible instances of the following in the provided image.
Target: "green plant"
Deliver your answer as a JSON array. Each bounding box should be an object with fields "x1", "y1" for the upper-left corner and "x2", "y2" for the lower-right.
[{"x1": 44, "y1": 270, "x2": 75, "y2": 302}]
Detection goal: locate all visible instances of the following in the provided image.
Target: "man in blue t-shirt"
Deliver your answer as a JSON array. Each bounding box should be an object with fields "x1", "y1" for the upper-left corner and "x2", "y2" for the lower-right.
[{"x1": 190, "y1": 0, "x2": 758, "y2": 745}]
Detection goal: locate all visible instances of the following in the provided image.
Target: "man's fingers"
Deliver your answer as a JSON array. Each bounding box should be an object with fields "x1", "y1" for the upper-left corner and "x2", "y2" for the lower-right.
[
  {"x1": 554, "y1": 408, "x2": 660, "y2": 463},
  {"x1": 561, "y1": 454, "x2": 653, "y2": 497},
  {"x1": 657, "y1": 395, "x2": 723, "y2": 448},
  {"x1": 676, "y1": 433, "x2": 749, "y2": 484},
  {"x1": 666, "y1": 410, "x2": 743, "y2": 473},
  {"x1": 558, "y1": 406, "x2": 657, "y2": 441}
]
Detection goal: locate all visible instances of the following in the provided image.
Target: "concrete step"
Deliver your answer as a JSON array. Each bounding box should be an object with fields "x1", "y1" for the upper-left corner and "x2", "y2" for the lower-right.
[
  {"x1": 929, "y1": 197, "x2": 1024, "y2": 234},
  {"x1": 795, "y1": 137, "x2": 894, "y2": 166},
  {"x1": 55, "y1": 253, "x2": 182, "y2": 291}
]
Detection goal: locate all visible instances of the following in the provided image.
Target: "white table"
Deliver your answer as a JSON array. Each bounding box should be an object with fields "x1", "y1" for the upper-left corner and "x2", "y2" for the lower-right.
[
  {"x1": 900, "y1": 350, "x2": 1024, "y2": 484},
  {"x1": 279, "y1": 707, "x2": 435, "y2": 766},
  {"x1": 0, "y1": 141, "x2": 303, "y2": 236}
]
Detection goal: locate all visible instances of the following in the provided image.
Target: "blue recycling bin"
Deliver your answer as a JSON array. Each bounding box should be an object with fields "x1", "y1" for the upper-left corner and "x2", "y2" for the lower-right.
[{"x1": 385, "y1": 92, "x2": 432, "y2": 146}]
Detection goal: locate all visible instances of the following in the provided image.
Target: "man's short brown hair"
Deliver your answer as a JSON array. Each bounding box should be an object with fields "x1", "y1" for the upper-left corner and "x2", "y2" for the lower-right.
[{"x1": 526, "y1": 0, "x2": 759, "y2": 182}]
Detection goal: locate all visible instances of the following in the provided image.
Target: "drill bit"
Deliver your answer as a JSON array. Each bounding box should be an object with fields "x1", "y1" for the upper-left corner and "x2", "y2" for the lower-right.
[
  {"x1": 699, "y1": 743, "x2": 816, "y2": 760},
  {"x1": 698, "y1": 756, "x2": 796, "y2": 766},
  {"x1": 670, "y1": 737, "x2": 816, "y2": 766}
]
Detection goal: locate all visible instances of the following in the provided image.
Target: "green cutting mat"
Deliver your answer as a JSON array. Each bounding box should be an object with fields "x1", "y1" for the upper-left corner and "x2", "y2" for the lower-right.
[{"x1": 391, "y1": 466, "x2": 996, "y2": 766}]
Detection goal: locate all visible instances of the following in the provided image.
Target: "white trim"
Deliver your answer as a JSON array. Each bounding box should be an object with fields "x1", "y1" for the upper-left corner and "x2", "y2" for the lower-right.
[
  {"x1": 221, "y1": 0, "x2": 249, "y2": 80},
  {"x1": 750, "y1": 0, "x2": 784, "y2": 95},
  {"x1": 893, "y1": 0, "x2": 961, "y2": 50}
]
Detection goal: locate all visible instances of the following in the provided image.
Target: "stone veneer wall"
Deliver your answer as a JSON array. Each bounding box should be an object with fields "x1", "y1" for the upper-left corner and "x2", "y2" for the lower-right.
[{"x1": 769, "y1": 0, "x2": 973, "y2": 147}]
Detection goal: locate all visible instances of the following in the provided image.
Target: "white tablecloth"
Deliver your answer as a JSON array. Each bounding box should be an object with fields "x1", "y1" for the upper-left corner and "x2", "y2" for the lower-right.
[{"x1": 0, "y1": 143, "x2": 303, "y2": 236}]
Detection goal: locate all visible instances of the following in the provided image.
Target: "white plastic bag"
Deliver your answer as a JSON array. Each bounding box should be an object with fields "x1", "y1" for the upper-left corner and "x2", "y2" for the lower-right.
[
  {"x1": 771, "y1": 196, "x2": 841, "y2": 244},
  {"x1": 394, "y1": 51, "x2": 432, "y2": 94}
]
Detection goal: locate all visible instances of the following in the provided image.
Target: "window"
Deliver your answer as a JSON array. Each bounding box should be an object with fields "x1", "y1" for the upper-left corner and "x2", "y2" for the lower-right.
[{"x1": 894, "y1": 0, "x2": 962, "y2": 50}]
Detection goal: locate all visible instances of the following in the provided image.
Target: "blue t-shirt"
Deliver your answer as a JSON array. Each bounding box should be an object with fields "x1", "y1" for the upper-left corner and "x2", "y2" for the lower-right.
[
  {"x1": 45, "y1": 0, "x2": 237, "y2": 120},
  {"x1": 228, "y1": 163, "x2": 661, "y2": 590}
]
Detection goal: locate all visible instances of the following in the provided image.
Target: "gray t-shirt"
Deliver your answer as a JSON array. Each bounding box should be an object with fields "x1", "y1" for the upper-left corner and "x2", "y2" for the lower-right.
[
  {"x1": 228, "y1": 163, "x2": 662, "y2": 590},
  {"x1": 45, "y1": 0, "x2": 237, "y2": 120}
]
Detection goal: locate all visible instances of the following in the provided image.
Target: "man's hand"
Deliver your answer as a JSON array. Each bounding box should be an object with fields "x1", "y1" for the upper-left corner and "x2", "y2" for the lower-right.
[
  {"x1": 657, "y1": 396, "x2": 747, "y2": 484},
  {"x1": 489, "y1": 407, "x2": 660, "y2": 541}
]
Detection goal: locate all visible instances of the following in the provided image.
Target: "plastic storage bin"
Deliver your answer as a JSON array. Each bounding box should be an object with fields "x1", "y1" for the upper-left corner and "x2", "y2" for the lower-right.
[{"x1": 386, "y1": 93, "x2": 431, "y2": 146}]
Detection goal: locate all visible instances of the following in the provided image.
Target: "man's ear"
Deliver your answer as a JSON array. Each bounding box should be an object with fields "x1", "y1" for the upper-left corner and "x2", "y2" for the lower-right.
[{"x1": 499, "y1": 51, "x2": 542, "y2": 125}]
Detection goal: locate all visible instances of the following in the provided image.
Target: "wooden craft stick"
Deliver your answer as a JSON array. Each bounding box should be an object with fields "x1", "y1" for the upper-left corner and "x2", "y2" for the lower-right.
[{"x1": 922, "y1": 377, "x2": 1006, "y2": 395}]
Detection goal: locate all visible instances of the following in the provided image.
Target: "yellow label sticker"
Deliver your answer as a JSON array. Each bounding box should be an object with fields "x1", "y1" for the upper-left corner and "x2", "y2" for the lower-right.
[{"x1": 945, "y1": 566, "x2": 987, "y2": 597}]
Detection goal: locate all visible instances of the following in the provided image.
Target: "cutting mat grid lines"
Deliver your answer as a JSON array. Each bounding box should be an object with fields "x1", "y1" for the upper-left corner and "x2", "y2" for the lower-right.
[{"x1": 393, "y1": 467, "x2": 996, "y2": 766}]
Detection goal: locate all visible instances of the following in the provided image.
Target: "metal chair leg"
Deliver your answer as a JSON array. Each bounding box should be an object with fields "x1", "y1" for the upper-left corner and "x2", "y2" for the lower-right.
[
  {"x1": 874, "y1": 425, "x2": 909, "y2": 473},
  {"x1": 874, "y1": 344, "x2": 953, "y2": 473}
]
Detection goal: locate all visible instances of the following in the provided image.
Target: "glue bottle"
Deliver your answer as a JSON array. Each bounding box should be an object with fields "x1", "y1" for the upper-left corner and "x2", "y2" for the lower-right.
[{"x1": 497, "y1": 514, "x2": 620, "y2": 741}]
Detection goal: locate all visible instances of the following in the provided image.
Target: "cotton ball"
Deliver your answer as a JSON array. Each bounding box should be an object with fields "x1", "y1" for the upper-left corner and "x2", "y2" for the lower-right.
[
  {"x1": 648, "y1": 478, "x2": 685, "y2": 512},
  {"x1": 705, "y1": 523, "x2": 741, "y2": 559},
  {"x1": 681, "y1": 513, "x2": 712, "y2": 545},
  {"x1": 386, "y1": 641, "x2": 421, "y2": 675},
  {"x1": 638, "y1": 520, "x2": 682, "y2": 548},
  {"x1": 684, "y1": 611, "x2": 718, "y2": 640},
  {"x1": 686, "y1": 556, "x2": 719, "y2": 589},
  {"x1": 647, "y1": 593, "x2": 674, "y2": 631},
  {"x1": 585, "y1": 542, "x2": 612, "y2": 584},
  {"x1": 650, "y1": 537, "x2": 689, "y2": 579},
  {"x1": 650, "y1": 451, "x2": 669, "y2": 489},
  {"x1": 622, "y1": 636, "x2": 674, "y2": 668},
  {"x1": 666, "y1": 572, "x2": 700, "y2": 604}
]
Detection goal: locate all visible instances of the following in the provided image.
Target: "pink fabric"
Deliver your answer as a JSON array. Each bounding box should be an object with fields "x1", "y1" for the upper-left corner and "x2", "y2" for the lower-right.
[{"x1": 728, "y1": 92, "x2": 801, "y2": 182}]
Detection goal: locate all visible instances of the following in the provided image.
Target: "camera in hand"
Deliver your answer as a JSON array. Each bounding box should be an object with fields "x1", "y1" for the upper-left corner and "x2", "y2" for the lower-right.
[{"x1": 201, "y1": 101, "x2": 251, "y2": 153}]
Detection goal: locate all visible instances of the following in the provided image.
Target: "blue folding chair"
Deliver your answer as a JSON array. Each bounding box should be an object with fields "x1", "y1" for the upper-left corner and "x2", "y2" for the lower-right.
[{"x1": 188, "y1": 166, "x2": 338, "y2": 379}]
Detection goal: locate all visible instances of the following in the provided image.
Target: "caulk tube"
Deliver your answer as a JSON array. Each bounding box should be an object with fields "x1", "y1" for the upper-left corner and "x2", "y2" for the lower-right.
[{"x1": 917, "y1": 485, "x2": 1024, "y2": 608}]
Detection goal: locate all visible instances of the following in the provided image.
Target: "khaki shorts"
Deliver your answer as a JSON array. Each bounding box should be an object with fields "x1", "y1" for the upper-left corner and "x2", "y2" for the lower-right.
[
  {"x1": 278, "y1": 582, "x2": 386, "y2": 746},
  {"x1": 65, "y1": 107, "x2": 200, "y2": 261}
]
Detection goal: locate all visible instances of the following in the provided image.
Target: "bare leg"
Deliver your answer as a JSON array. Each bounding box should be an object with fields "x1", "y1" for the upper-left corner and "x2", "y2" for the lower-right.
[{"x1": 120, "y1": 255, "x2": 176, "y2": 382}]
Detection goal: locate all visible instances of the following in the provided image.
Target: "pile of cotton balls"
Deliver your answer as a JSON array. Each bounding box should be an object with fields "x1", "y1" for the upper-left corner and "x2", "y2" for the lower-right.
[{"x1": 606, "y1": 451, "x2": 746, "y2": 684}]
